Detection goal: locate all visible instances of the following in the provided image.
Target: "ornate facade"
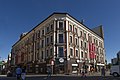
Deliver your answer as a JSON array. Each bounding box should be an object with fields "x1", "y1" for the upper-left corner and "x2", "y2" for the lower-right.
[{"x1": 11, "y1": 13, "x2": 105, "y2": 74}]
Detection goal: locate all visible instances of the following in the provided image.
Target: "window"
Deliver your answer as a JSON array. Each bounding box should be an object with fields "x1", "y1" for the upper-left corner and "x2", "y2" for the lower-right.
[
  {"x1": 47, "y1": 37, "x2": 49, "y2": 44},
  {"x1": 38, "y1": 31, "x2": 40, "y2": 38},
  {"x1": 59, "y1": 22, "x2": 63, "y2": 30},
  {"x1": 99, "y1": 42, "x2": 100, "y2": 47},
  {"x1": 84, "y1": 33, "x2": 86, "y2": 39},
  {"x1": 41, "y1": 51, "x2": 44, "y2": 59},
  {"x1": 88, "y1": 35, "x2": 92, "y2": 42},
  {"x1": 97, "y1": 48, "x2": 98, "y2": 52},
  {"x1": 46, "y1": 50, "x2": 49, "y2": 57},
  {"x1": 70, "y1": 48, "x2": 73, "y2": 56},
  {"x1": 51, "y1": 24, "x2": 54, "y2": 30},
  {"x1": 81, "y1": 41, "x2": 83, "y2": 47},
  {"x1": 59, "y1": 34, "x2": 63, "y2": 43},
  {"x1": 50, "y1": 48, "x2": 53, "y2": 56},
  {"x1": 42, "y1": 40, "x2": 44, "y2": 48},
  {"x1": 94, "y1": 39, "x2": 95, "y2": 43},
  {"x1": 101, "y1": 42, "x2": 103, "y2": 48},
  {"x1": 81, "y1": 51, "x2": 83, "y2": 58},
  {"x1": 58, "y1": 47, "x2": 64, "y2": 57},
  {"x1": 76, "y1": 50, "x2": 78, "y2": 57},
  {"x1": 80, "y1": 31, "x2": 82, "y2": 36},
  {"x1": 47, "y1": 26, "x2": 49, "y2": 32},
  {"x1": 75, "y1": 38, "x2": 78, "y2": 45},
  {"x1": 37, "y1": 42, "x2": 39, "y2": 49},
  {"x1": 75, "y1": 28, "x2": 77, "y2": 33},
  {"x1": 70, "y1": 36, "x2": 72, "y2": 43},
  {"x1": 96, "y1": 40, "x2": 98, "y2": 46},
  {"x1": 85, "y1": 52, "x2": 87, "y2": 58},
  {"x1": 70, "y1": 25, "x2": 72, "y2": 31},
  {"x1": 84, "y1": 42, "x2": 87, "y2": 48},
  {"x1": 42, "y1": 29, "x2": 44, "y2": 35},
  {"x1": 35, "y1": 33, "x2": 37, "y2": 40},
  {"x1": 37, "y1": 52, "x2": 39, "y2": 60},
  {"x1": 32, "y1": 54, "x2": 34, "y2": 61},
  {"x1": 50, "y1": 36, "x2": 53, "y2": 43}
]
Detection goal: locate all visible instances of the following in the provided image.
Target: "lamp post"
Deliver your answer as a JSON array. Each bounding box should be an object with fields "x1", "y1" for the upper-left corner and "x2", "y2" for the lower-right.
[
  {"x1": 51, "y1": 60, "x2": 54, "y2": 74},
  {"x1": 76, "y1": 59, "x2": 80, "y2": 75}
]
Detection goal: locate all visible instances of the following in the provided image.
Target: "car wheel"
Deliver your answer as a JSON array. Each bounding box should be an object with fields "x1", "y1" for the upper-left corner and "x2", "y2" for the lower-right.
[{"x1": 113, "y1": 72, "x2": 118, "y2": 77}]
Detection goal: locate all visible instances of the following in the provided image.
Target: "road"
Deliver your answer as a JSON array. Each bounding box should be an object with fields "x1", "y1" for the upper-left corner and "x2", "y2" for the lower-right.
[
  {"x1": 0, "y1": 76, "x2": 120, "y2": 80},
  {"x1": 0, "y1": 71, "x2": 120, "y2": 80}
]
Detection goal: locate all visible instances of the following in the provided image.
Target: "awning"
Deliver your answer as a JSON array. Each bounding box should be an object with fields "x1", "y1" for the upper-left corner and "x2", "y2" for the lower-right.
[
  {"x1": 72, "y1": 64, "x2": 78, "y2": 66},
  {"x1": 97, "y1": 63, "x2": 104, "y2": 66}
]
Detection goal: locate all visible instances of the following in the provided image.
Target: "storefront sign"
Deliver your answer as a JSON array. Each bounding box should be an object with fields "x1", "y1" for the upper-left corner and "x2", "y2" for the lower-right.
[{"x1": 59, "y1": 58, "x2": 64, "y2": 63}]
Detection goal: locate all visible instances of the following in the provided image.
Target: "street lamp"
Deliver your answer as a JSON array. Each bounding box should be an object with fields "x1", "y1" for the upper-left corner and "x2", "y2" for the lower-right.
[{"x1": 76, "y1": 59, "x2": 80, "y2": 75}]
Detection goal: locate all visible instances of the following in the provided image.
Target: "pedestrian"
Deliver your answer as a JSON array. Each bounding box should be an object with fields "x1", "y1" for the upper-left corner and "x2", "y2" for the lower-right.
[
  {"x1": 77, "y1": 68, "x2": 79, "y2": 75},
  {"x1": 44, "y1": 66, "x2": 52, "y2": 80},
  {"x1": 47, "y1": 66, "x2": 52, "y2": 77},
  {"x1": 90, "y1": 67, "x2": 94, "y2": 75},
  {"x1": 101, "y1": 66, "x2": 105, "y2": 77},
  {"x1": 16, "y1": 65, "x2": 22, "y2": 80},
  {"x1": 21, "y1": 66, "x2": 26, "y2": 80},
  {"x1": 81, "y1": 62, "x2": 88, "y2": 77}
]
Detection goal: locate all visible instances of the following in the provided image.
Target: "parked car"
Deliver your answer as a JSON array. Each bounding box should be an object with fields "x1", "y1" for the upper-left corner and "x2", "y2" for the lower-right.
[{"x1": 110, "y1": 65, "x2": 120, "y2": 77}]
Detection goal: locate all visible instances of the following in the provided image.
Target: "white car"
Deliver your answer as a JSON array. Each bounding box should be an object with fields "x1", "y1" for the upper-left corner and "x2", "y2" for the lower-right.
[{"x1": 110, "y1": 65, "x2": 120, "y2": 77}]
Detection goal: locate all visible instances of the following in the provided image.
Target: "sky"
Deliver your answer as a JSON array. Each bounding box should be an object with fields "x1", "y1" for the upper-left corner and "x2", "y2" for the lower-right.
[{"x1": 0, "y1": 0, "x2": 120, "y2": 63}]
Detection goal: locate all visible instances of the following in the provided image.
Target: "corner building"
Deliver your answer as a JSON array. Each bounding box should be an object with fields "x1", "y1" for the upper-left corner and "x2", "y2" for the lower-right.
[{"x1": 11, "y1": 13, "x2": 105, "y2": 74}]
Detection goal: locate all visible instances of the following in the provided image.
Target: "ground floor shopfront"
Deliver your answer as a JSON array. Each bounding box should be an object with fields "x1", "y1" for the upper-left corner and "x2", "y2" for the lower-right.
[{"x1": 15, "y1": 58, "x2": 105, "y2": 74}]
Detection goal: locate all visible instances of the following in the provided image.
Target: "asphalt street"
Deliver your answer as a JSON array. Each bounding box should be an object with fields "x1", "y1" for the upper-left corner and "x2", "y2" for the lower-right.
[
  {"x1": 0, "y1": 76, "x2": 120, "y2": 80},
  {"x1": 0, "y1": 71, "x2": 120, "y2": 80}
]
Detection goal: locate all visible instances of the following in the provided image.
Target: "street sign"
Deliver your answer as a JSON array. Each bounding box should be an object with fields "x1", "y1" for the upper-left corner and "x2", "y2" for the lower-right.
[{"x1": 51, "y1": 60, "x2": 54, "y2": 65}]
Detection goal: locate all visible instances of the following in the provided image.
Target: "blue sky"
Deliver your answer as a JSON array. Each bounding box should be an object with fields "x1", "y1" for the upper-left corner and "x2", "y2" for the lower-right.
[{"x1": 0, "y1": 0, "x2": 119, "y2": 63}]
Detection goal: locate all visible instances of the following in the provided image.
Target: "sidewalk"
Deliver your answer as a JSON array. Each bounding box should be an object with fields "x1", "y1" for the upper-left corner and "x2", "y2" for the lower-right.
[
  {"x1": 0, "y1": 71, "x2": 110, "y2": 77},
  {"x1": 25, "y1": 72, "x2": 101, "y2": 77}
]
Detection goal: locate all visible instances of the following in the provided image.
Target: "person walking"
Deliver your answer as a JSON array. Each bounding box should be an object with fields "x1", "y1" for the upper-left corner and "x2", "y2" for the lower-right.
[
  {"x1": 44, "y1": 66, "x2": 52, "y2": 80},
  {"x1": 47, "y1": 66, "x2": 52, "y2": 77},
  {"x1": 101, "y1": 66, "x2": 105, "y2": 77},
  {"x1": 81, "y1": 62, "x2": 88, "y2": 77},
  {"x1": 16, "y1": 65, "x2": 22, "y2": 80},
  {"x1": 21, "y1": 66, "x2": 26, "y2": 80}
]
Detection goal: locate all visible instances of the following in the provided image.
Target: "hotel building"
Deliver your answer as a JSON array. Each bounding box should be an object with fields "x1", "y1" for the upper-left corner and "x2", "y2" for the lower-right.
[{"x1": 11, "y1": 13, "x2": 105, "y2": 74}]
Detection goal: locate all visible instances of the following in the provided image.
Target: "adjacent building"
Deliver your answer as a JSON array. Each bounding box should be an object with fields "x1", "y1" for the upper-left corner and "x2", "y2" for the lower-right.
[
  {"x1": 111, "y1": 51, "x2": 120, "y2": 65},
  {"x1": 11, "y1": 12, "x2": 105, "y2": 74}
]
